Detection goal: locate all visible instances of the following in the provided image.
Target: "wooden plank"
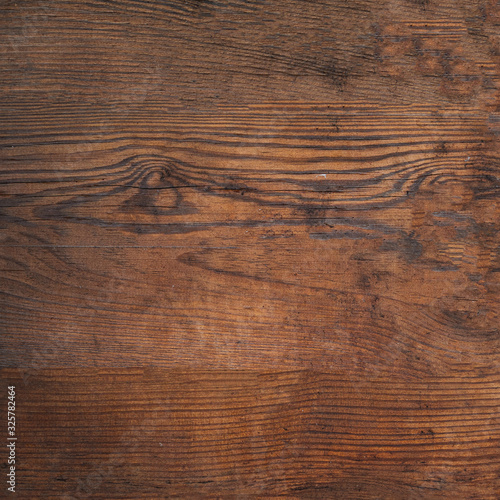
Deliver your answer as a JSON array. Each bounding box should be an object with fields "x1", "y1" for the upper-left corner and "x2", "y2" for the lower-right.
[
  {"x1": 2, "y1": 368, "x2": 500, "y2": 499},
  {"x1": 0, "y1": 103, "x2": 498, "y2": 372},
  {"x1": 0, "y1": 0, "x2": 498, "y2": 105}
]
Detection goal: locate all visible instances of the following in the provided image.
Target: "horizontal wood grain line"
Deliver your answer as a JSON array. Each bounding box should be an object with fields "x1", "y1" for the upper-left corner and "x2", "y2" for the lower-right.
[{"x1": 0, "y1": 103, "x2": 490, "y2": 117}]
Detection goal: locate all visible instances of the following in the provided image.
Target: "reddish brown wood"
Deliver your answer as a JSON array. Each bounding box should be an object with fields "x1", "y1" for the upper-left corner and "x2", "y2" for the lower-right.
[
  {"x1": 0, "y1": 0, "x2": 499, "y2": 497},
  {"x1": 2, "y1": 369, "x2": 500, "y2": 499}
]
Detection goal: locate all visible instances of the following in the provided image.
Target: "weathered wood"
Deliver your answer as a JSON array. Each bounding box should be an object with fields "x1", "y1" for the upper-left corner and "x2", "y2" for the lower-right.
[
  {"x1": 0, "y1": 0, "x2": 499, "y2": 497},
  {"x1": 2, "y1": 368, "x2": 500, "y2": 499}
]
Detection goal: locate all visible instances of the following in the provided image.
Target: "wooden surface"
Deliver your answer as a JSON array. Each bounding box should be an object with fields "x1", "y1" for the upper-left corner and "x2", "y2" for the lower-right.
[{"x1": 0, "y1": 0, "x2": 499, "y2": 498}]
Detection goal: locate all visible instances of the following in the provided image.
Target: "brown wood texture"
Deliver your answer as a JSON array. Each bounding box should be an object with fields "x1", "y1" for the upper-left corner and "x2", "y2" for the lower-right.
[{"x1": 0, "y1": 0, "x2": 499, "y2": 498}]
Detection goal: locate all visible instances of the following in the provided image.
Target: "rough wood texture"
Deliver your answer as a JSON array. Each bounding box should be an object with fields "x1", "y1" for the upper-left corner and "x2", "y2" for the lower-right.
[
  {"x1": 0, "y1": 0, "x2": 499, "y2": 498},
  {"x1": 2, "y1": 368, "x2": 500, "y2": 499}
]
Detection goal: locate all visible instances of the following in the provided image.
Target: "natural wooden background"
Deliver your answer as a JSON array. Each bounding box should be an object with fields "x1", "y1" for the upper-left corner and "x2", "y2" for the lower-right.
[{"x1": 0, "y1": 0, "x2": 499, "y2": 498}]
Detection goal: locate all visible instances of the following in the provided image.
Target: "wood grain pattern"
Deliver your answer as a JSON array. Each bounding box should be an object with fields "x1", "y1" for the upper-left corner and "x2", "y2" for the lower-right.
[
  {"x1": 2, "y1": 369, "x2": 500, "y2": 499},
  {"x1": 0, "y1": 0, "x2": 499, "y2": 497}
]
